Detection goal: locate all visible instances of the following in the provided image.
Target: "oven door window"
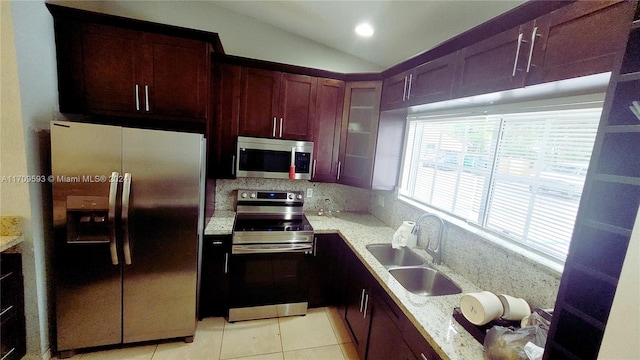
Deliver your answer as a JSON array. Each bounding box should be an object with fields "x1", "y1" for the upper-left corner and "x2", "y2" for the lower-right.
[{"x1": 229, "y1": 252, "x2": 310, "y2": 308}]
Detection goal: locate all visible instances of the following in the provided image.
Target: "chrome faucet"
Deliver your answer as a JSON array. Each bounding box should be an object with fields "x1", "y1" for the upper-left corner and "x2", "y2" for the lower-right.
[{"x1": 411, "y1": 213, "x2": 445, "y2": 265}]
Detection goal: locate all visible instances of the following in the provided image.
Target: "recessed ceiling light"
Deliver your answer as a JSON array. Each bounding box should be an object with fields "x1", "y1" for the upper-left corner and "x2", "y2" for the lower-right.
[{"x1": 355, "y1": 23, "x2": 374, "y2": 37}]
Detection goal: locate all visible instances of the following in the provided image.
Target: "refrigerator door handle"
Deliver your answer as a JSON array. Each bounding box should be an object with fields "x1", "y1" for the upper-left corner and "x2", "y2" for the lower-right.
[
  {"x1": 122, "y1": 172, "x2": 133, "y2": 265},
  {"x1": 109, "y1": 171, "x2": 120, "y2": 265}
]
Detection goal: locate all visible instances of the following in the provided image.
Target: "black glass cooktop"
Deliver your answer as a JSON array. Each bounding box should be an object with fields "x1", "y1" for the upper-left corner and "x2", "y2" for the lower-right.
[{"x1": 233, "y1": 215, "x2": 313, "y2": 232}]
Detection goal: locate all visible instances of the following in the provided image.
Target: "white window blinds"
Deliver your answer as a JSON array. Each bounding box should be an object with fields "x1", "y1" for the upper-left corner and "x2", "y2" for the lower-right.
[{"x1": 399, "y1": 107, "x2": 602, "y2": 260}]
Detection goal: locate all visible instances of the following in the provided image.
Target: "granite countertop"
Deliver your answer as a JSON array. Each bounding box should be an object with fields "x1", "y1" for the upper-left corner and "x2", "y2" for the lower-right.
[
  {"x1": 204, "y1": 211, "x2": 485, "y2": 360},
  {"x1": 1, "y1": 216, "x2": 24, "y2": 253},
  {"x1": 0, "y1": 235, "x2": 24, "y2": 253}
]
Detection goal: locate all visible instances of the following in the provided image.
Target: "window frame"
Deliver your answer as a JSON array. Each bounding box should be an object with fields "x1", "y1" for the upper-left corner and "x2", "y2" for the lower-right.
[{"x1": 396, "y1": 97, "x2": 605, "y2": 264}]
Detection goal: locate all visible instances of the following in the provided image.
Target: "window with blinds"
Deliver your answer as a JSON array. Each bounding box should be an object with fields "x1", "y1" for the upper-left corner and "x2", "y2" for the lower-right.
[{"x1": 398, "y1": 107, "x2": 602, "y2": 260}]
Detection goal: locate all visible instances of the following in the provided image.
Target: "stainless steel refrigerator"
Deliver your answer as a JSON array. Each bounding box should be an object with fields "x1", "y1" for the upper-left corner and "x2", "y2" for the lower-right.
[{"x1": 50, "y1": 121, "x2": 205, "y2": 357}]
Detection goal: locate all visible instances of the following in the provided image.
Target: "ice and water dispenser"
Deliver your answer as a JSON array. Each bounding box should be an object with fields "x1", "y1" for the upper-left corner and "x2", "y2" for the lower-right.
[{"x1": 66, "y1": 195, "x2": 110, "y2": 243}]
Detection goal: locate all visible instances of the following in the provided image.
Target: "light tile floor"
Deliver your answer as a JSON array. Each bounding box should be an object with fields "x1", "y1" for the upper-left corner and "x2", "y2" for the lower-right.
[{"x1": 58, "y1": 307, "x2": 359, "y2": 360}]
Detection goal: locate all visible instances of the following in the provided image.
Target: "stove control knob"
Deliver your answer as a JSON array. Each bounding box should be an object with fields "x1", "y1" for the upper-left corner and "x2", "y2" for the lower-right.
[
  {"x1": 241, "y1": 192, "x2": 248, "y2": 198},
  {"x1": 250, "y1": 193, "x2": 256, "y2": 199},
  {"x1": 296, "y1": 194, "x2": 303, "y2": 200}
]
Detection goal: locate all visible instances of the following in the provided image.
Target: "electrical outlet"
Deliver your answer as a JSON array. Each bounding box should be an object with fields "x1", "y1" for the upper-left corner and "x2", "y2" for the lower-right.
[{"x1": 306, "y1": 188, "x2": 313, "y2": 197}]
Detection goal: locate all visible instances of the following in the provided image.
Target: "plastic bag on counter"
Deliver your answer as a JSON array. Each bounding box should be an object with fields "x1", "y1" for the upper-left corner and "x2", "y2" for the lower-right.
[{"x1": 483, "y1": 313, "x2": 549, "y2": 360}]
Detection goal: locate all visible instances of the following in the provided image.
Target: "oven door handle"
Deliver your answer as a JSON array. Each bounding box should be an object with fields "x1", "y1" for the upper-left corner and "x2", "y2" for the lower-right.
[{"x1": 232, "y1": 243, "x2": 313, "y2": 254}]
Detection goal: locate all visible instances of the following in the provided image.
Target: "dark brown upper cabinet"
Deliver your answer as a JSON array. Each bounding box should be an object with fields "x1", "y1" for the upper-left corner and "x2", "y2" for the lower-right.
[
  {"x1": 526, "y1": 0, "x2": 632, "y2": 85},
  {"x1": 453, "y1": 0, "x2": 630, "y2": 99},
  {"x1": 51, "y1": 16, "x2": 211, "y2": 122},
  {"x1": 338, "y1": 81, "x2": 383, "y2": 189},
  {"x1": 312, "y1": 78, "x2": 345, "y2": 182},
  {"x1": 452, "y1": 22, "x2": 534, "y2": 98},
  {"x1": 239, "y1": 68, "x2": 317, "y2": 141},
  {"x1": 381, "y1": 53, "x2": 456, "y2": 111},
  {"x1": 209, "y1": 63, "x2": 241, "y2": 179}
]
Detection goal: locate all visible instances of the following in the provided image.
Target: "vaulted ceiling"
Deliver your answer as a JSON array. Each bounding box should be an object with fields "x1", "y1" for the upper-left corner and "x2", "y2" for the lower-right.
[{"x1": 211, "y1": 1, "x2": 526, "y2": 69}]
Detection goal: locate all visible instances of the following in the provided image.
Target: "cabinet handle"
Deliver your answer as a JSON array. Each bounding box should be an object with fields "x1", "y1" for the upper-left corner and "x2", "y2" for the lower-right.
[
  {"x1": 144, "y1": 85, "x2": 150, "y2": 112},
  {"x1": 272, "y1": 117, "x2": 277, "y2": 137},
  {"x1": 512, "y1": 32, "x2": 524, "y2": 77},
  {"x1": 526, "y1": 27, "x2": 540, "y2": 73},
  {"x1": 0, "y1": 305, "x2": 14, "y2": 317},
  {"x1": 421, "y1": 353, "x2": 429, "y2": 360},
  {"x1": 279, "y1": 118, "x2": 284, "y2": 138},
  {"x1": 224, "y1": 253, "x2": 229, "y2": 274},
  {"x1": 312, "y1": 159, "x2": 317, "y2": 179},
  {"x1": 402, "y1": 76, "x2": 408, "y2": 101},
  {"x1": 363, "y1": 293, "x2": 369, "y2": 319},
  {"x1": 337, "y1": 161, "x2": 342, "y2": 180},
  {"x1": 1, "y1": 347, "x2": 16, "y2": 360},
  {"x1": 407, "y1": 74, "x2": 413, "y2": 100},
  {"x1": 313, "y1": 237, "x2": 317, "y2": 256},
  {"x1": 359, "y1": 288, "x2": 366, "y2": 313},
  {"x1": 231, "y1": 155, "x2": 236, "y2": 176},
  {"x1": 135, "y1": 84, "x2": 140, "y2": 111}
]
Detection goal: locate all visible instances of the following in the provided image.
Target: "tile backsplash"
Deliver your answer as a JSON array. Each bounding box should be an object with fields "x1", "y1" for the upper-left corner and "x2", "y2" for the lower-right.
[
  {"x1": 369, "y1": 189, "x2": 562, "y2": 309},
  {"x1": 211, "y1": 178, "x2": 371, "y2": 213}
]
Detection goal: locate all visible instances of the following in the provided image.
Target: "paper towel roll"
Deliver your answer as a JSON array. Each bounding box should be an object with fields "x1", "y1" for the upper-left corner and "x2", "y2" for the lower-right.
[
  {"x1": 460, "y1": 291, "x2": 503, "y2": 325},
  {"x1": 393, "y1": 221, "x2": 416, "y2": 249},
  {"x1": 498, "y1": 294, "x2": 531, "y2": 321}
]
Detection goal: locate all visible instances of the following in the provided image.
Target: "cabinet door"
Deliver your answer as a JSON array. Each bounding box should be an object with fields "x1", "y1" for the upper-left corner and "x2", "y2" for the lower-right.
[
  {"x1": 312, "y1": 79, "x2": 345, "y2": 182},
  {"x1": 70, "y1": 23, "x2": 143, "y2": 115},
  {"x1": 239, "y1": 68, "x2": 281, "y2": 138},
  {"x1": 526, "y1": 0, "x2": 632, "y2": 85},
  {"x1": 308, "y1": 234, "x2": 346, "y2": 307},
  {"x1": 452, "y1": 23, "x2": 532, "y2": 98},
  {"x1": 143, "y1": 33, "x2": 209, "y2": 120},
  {"x1": 338, "y1": 81, "x2": 382, "y2": 189},
  {"x1": 343, "y1": 256, "x2": 374, "y2": 359},
  {"x1": 381, "y1": 71, "x2": 411, "y2": 110},
  {"x1": 367, "y1": 290, "x2": 410, "y2": 360},
  {"x1": 407, "y1": 53, "x2": 456, "y2": 106},
  {"x1": 209, "y1": 63, "x2": 241, "y2": 179},
  {"x1": 199, "y1": 236, "x2": 230, "y2": 318},
  {"x1": 279, "y1": 73, "x2": 317, "y2": 140}
]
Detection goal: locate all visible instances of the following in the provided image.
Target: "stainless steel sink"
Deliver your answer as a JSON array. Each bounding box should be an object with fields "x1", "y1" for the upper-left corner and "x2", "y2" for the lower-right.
[
  {"x1": 389, "y1": 267, "x2": 462, "y2": 296},
  {"x1": 366, "y1": 244, "x2": 425, "y2": 268}
]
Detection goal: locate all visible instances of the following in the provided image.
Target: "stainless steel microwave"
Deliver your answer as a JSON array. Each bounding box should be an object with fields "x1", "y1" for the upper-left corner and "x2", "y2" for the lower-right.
[{"x1": 236, "y1": 136, "x2": 314, "y2": 180}]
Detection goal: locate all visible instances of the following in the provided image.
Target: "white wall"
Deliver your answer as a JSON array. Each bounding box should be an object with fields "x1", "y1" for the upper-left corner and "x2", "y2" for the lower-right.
[
  {"x1": 49, "y1": 0, "x2": 382, "y2": 73},
  {"x1": 5, "y1": 1, "x2": 57, "y2": 358}
]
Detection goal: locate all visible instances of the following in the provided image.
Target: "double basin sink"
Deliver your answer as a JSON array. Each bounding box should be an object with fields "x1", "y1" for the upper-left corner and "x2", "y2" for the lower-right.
[{"x1": 366, "y1": 244, "x2": 461, "y2": 296}]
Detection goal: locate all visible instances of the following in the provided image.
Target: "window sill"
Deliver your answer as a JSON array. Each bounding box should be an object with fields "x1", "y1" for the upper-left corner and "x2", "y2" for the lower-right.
[{"x1": 397, "y1": 195, "x2": 565, "y2": 276}]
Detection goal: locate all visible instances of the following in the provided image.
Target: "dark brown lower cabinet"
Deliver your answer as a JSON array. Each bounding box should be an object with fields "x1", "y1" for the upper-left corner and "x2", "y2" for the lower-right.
[
  {"x1": 343, "y1": 253, "x2": 374, "y2": 358},
  {"x1": 198, "y1": 235, "x2": 230, "y2": 319},
  {"x1": 0, "y1": 253, "x2": 26, "y2": 360},
  {"x1": 319, "y1": 234, "x2": 441, "y2": 360},
  {"x1": 368, "y1": 289, "x2": 413, "y2": 360},
  {"x1": 309, "y1": 235, "x2": 346, "y2": 307}
]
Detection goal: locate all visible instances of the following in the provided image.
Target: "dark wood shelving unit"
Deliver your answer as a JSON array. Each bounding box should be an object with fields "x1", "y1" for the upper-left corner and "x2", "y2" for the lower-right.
[{"x1": 543, "y1": 3, "x2": 640, "y2": 359}]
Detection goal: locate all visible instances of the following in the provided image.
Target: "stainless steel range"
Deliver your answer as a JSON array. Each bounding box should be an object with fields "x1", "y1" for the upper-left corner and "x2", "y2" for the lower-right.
[{"x1": 229, "y1": 189, "x2": 314, "y2": 322}]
